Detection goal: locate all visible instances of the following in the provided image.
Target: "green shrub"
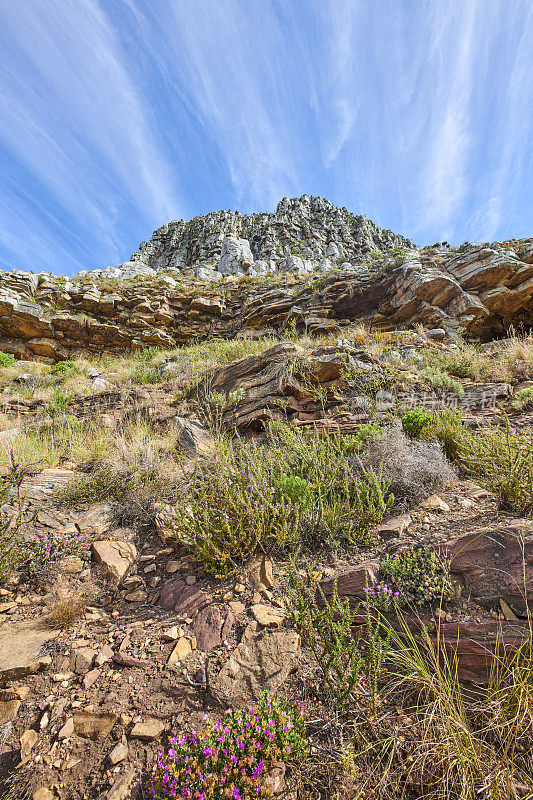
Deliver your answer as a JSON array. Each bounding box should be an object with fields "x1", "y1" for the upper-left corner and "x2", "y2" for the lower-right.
[
  {"x1": 50, "y1": 359, "x2": 78, "y2": 376},
  {"x1": 460, "y1": 423, "x2": 533, "y2": 514},
  {"x1": 0, "y1": 351, "x2": 15, "y2": 367},
  {"x1": 284, "y1": 562, "x2": 390, "y2": 714},
  {"x1": 423, "y1": 410, "x2": 467, "y2": 460},
  {"x1": 510, "y1": 387, "x2": 533, "y2": 411},
  {"x1": 418, "y1": 365, "x2": 465, "y2": 398},
  {"x1": 339, "y1": 423, "x2": 385, "y2": 453},
  {"x1": 381, "y1": 546, "x2": 454, "y2": 606},
  {"x1": 401, "y1": 409, "x2": 431, "y2": 438},
  {"x1": 169, "y1": 426, "x2": 394, "y2": 575}
]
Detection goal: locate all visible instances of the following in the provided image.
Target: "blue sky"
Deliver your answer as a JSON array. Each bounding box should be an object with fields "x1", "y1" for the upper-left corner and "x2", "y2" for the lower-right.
[{"x1": 0, "y1": 1, "x2": 531, "y2": 276}]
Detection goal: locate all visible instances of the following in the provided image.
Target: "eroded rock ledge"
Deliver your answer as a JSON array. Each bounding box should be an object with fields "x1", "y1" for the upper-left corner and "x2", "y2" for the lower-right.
[{"x1": 0, "y1": 238, "x2": 531, "y2": 360}]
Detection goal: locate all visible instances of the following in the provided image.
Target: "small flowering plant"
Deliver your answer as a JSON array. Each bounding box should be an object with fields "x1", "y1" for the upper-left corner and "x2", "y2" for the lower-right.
[
  {"x1": 148, "y1": 691, "x2": 307, "y2": 799},
  {"x1": 26, "y1": 527, "x2": 90, "y2": 570},
  {"x1": 381, "y1": 546, "x2": 453, "y2": 607},
  {"x1": 365, "y1": 583, "x2": 400, "y2": 612}
]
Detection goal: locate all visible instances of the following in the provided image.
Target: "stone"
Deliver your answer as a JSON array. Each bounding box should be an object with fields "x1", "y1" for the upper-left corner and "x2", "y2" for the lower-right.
[
  {"x1": 124, "y1": 589, "x2": 147, "y2": 602},
  {"x1": 167, "y1": 637, "x2": 192, "y2": 665},
  {"x1": 422, "y1": 495, "x2": 450, "y2": 512},
  {"x1": 57, "y1": 555, "x2": 84, "y2": 574},
  {"x1": 0, "y1": 619, "x2": 57, "y2": 682},
  {"x1": 320, "y1": 561, "x2": 380, "y2": 606},
  {"x1": 0, "y1": 698, "x2": 21, "y2": 723},
  {"x1": 106, "y1": 769, "x2": 137, "y2": 800},
  {"x1": 78, "y1": 503, "x2": 117, "y2": 536},
  {"x1": 159, "y1": 578, "x2": 211, "y2": 616},
  {"x1": 130, "y1": 718, "x2": 165, "y2": 741},
  {"x1": 500, "y1": 599, "x2": 518, "y2": 621},
  {"x1": 57, "y1": 716, "x2": 74, "y2": 740},
  {"x1": 161, "y1": 626, "x2": 180, "y2": 642},
  {"x1": 376, "y1": 513, "x2": 412, "y2": 540},
  {"x1": 113, "y1": 652, "x2": 150, "y2": 668},
  {"x1": 193, "y1": 605, "x2": 234, "y2": 651},
  {"x1": 33, "y1": 790, "x2": 55, "y2": 800},
  {"x1": 216, "y1": 621, "x2": 299, "y2": 701},
  {"x1": 108, "y1": 739, "x2": 129, "y2": 765},
  {"x1": 92, "y1": 540, "x2": 137, "y2": 586},
  {"x1": 251, "y1": 604, "x2": 285, "y2": 627},
  {"x1": 20, "y1": 728, "x2": 39, "y2": 762},
  {"x1": 247, "y1": 554, "x2": 275, "y2": 589},
  {"x1": 95, "y1": 644, "x2": 114, "y2": 666},
  {"x1": 174, "y1": 417, "x2": 214, "y2": 456},
  {"x1": 71, "y1": 646, "x2": 96, "y2": 674},
  {"x1": 73, "y1": 710, "x2": 117, "y2": 740},
  {"x1": 83, "y1": 667, "x2": 101, "y2": 689}
]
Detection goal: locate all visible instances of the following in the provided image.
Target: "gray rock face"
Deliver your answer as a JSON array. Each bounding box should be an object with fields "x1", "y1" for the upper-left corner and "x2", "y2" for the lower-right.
[
  {"x1": 77, "y1": 195, "x2": 414, "y2": 280},
  {"x1": 218, "y1": 236, "x2": 254, "y2": 275}
]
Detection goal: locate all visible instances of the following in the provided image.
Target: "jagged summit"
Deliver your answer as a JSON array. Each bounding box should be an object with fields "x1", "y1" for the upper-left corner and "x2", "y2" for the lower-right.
[{"x1": 77, "y1": 195, "x2": 415, "y2": 281}]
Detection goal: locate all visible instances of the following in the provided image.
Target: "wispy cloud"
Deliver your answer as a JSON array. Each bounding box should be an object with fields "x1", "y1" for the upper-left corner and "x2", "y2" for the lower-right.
[{"x1": 0, "y1": 0, "x2": 531, "y2": 274}]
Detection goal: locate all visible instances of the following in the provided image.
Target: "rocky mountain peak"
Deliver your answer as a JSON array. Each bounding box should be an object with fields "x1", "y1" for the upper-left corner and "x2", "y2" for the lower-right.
[{"x1": 77, "y1": 195, "x2": 415, "y2": 281}]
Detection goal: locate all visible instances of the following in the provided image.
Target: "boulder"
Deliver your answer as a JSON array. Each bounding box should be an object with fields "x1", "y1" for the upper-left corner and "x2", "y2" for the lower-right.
[
  {"x1": 0, "y1": 619, "x2": 56, "y2": 682},
  {"x1": 92, "y1": 540, "x2": 137, "y2": 586},
  {"x1": 216, "y1": 621, "x2": 299, "y2": 701},
  {"x1": 218, "y1": 236, "x2": 254, "y2": 275}
]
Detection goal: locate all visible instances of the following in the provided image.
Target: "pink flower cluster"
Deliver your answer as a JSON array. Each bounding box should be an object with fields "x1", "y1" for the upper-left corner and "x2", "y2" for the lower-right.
[{"x1": 147, "y1": 692, "x2": 307, "y2": 800}]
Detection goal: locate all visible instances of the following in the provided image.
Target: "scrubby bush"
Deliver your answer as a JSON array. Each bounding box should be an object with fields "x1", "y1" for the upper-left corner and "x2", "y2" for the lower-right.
[
  {"x1": 401, "y1": 409, "x2": 431, "y2": 438},
  {"x1": 381, "y1": 546, "x2": 454, "y2": 606},
  {"x1": 0, "y1": 478, "x2": 22, "y2": 582},
  {"x1": 0, "y1": 351, "x2": 15, "y2": 367},
  {"x1": 169, "y1": 426, "x2": 394, "y2": 575},
  {"x1": 285, "y1": 563, "x2": 390, "y2": 713},
  {"x1": 359, "y1": 427, "x2": 455, "y2": 504},
  {"x1": 148, "y1": 692, "x2": 307, "y2": 800},
  {"x1": 510, "y1": 387, "x2": 533, "y2": 411}
]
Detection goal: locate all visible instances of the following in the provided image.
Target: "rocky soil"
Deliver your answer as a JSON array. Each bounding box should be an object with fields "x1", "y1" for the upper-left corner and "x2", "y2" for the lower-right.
[{"x1": 0, "y1": 326, "x2": 531, "y2": 799}]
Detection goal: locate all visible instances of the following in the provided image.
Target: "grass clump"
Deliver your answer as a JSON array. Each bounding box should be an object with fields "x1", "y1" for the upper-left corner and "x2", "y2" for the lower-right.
[
  {"x1": 47, "y1": 595, "x2": 87, "y2": 628},
  {"x1": 148, "y1": 692, "x2": 307, "y2": 800},
  {"x1": 58, "y1": 424, "x2": 182, "y2": 523},
  {"x1": 460, "y1": 422, "x2": 533, "y2": 514}
]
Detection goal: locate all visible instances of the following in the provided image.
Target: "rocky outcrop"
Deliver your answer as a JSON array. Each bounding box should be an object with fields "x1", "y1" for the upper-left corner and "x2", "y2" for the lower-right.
[
  {"x1": 0, "y1": 204, "x2": 531, "y2": 360},
  {"x1": 79, "y1": 195, "x2": 414, "y2": 279}
]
